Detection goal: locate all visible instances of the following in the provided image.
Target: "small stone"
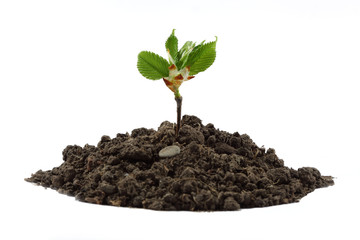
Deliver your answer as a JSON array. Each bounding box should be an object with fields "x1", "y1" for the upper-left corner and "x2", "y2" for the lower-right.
[{"x1": 159, "y1": 145, "x2": 181, "y2": 158}]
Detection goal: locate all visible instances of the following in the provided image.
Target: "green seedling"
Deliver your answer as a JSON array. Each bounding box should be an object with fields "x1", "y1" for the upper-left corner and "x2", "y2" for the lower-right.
[{"x1": 137, "y1": 29, "x2": 217, "y2": 136}]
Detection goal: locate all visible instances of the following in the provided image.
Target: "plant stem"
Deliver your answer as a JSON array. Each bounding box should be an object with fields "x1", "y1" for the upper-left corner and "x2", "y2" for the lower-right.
[{"x1": 175, "y1": 95, "x2": 182, "y2": 137}]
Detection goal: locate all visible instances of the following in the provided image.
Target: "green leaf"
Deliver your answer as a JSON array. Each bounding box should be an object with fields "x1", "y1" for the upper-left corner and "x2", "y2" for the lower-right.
[
  {"x1": 165, "y1": 29, "x2": 178, "y2": 64},
  {"x1": 137, "y1": 51, "x2": 170, "y2": 80},
  {"x1": 176, "y1": 41, "x2": 196, "y2": 69},
  {"x1": 184, "y1": 42, "x2": 204, "y2": 66},
  {"x1": 188, "y1": 37, "x2": 217, "y2": 75}
]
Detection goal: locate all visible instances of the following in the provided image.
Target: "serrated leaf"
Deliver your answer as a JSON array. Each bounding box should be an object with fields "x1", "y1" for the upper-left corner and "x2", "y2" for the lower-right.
[
  {"x1": 188, "y1": 37, "x2": 217, "y2": 75},
  {"x1": 181, "y1": 42, "x2": 204, "y2": 69},
  {"x1": 137, "y1": 51, "x2": 170, "y2": 80},
  {"x1": 165, "y1": 29, "x2": 178, "y2": 64}
]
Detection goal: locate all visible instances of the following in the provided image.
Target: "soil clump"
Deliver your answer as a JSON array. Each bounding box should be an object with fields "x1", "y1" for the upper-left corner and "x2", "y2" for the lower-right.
[{"x1": 26, "y1": 115, "x2": 334, "y2": 211}]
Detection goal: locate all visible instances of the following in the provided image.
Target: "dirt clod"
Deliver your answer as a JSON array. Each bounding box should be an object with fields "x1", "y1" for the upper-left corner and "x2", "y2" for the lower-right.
[{"x1": 26, "y1": 115, "x2": 334, "y2": 211}]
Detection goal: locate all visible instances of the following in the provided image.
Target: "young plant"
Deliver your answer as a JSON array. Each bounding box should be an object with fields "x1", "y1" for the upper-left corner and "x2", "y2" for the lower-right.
[{"x1": 137, "y1": 29, "x2": 217, "y2": 136}]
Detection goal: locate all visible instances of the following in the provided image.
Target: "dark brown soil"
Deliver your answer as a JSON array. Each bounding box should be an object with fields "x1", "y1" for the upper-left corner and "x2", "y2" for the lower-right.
[{"x1": 26, "y1": 115, "x2": 334, "y2": 211}]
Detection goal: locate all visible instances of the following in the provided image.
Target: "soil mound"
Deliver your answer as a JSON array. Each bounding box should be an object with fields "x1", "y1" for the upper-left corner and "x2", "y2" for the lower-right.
[{"x1": 26, "y1": 115, "x2": 334, "y2": 211}]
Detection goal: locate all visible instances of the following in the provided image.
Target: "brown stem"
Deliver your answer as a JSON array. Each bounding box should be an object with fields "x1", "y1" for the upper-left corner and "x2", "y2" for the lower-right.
[{"x1": 175, "y1": 96, "x2": 182, "y2": 137}]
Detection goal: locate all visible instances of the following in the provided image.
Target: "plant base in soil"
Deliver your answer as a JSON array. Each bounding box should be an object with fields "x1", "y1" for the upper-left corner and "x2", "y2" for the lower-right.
[{"x1": 26, "y1": 115, "x2": 334, "y2": 211}]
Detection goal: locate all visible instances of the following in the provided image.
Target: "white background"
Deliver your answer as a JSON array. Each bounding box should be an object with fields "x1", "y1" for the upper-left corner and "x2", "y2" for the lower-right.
[{"x1": 1, "y1": 0, "x2": 359, "y2": 239}]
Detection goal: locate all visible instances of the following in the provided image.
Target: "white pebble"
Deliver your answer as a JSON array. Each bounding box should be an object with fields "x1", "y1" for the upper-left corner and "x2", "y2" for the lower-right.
[{"x1": 159, "y1": 145, "x2": 181, "y2": 158}]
